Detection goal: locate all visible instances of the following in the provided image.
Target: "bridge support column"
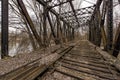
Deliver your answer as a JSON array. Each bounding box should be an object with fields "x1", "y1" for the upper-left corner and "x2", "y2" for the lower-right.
[
  {"x1": 95, "y1": 10, "x2": 101, "y2": 46},
  {"x1": 106, "y1": 0, "x2": 113, "y2": 51},
  {"x1": 1, "y1": 0, "x2": 9, "y2": 58},
  {"x1": 56, "y1": 18, "x2": 61, "y2": 44},
  {"x1": 72, "y1": 28, "x2": 75, "y2": 40},
  {"x1": 113, "y1": 23, "x2": 120, "y2": 57},
  {"x1": 89, "y1": 21, "x2": 93, "y2": 43},
  {"x1": 43, "y1": 6, "x2": 48, "y2": 47}
]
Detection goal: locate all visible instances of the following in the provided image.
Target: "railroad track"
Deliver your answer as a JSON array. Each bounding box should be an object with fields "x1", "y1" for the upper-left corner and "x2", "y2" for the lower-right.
[
  {"x1": 0, "y1": 43, "x2": 75, "y2": 80},
  {"x1": 36, "y1": 41, "x2": 120, "y2": 80},
  {"x1": 0, "y1": 41, "x2": 120, "y2": 80}
]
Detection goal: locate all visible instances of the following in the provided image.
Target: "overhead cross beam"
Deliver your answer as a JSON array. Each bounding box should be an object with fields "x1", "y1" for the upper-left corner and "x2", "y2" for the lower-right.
[
  {"x1": 62, "y1": 11, "x2": 92, "y2": 19},
  {"x1": 68, "y1": 16, "x2": 91, "y2": 21},
  {"x1": 47, "y1": 0, "x2": 74, "y2": 9},
  {"x1": 69, "y1": 16, "x2": 91, "y2": 26},
  {"x1": 61, "y1": 5, "x2": 95, "y2": 15},
  {"x1": 36, "y1": 0, "x2": 73, "y2": 28},
  {"x1": 61, "y1": 5, "x2": 94, "y2": 18},
  {"x1": 61, "y1": 5, "x2": 95, "y2": 28}
]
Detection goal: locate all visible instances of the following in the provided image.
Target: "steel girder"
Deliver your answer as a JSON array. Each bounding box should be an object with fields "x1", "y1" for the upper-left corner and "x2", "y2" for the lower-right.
[
  {"x1": 1, "y1": 0, "x2": 9, "y2": 58},
  {"x1": 89, "y1": 0, "x2": 102, "y2": 44},
  {"x1": 106, "y1": 0, "x2": 113, "y2": 51}
]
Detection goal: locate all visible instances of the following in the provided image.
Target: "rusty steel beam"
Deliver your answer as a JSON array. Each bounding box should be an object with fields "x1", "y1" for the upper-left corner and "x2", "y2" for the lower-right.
[
  {"x1": 43, "y1": 6, "x2": 48, "y2": 47},
  {"x1": 89, "y1": 0, "x2": 103, "y2": 44},
  {"x1": 1, "y1": 0, "x2": 9, "y2": 58},
  {"x1": 17, "y1": 0, "x2": 42, "y2": 47},
  {"x1": 57, "y1": 18, "x2": 60, "y2": 40},
  {"x1": 106, "y1": 0, "x2": 113, "y2": 51}
]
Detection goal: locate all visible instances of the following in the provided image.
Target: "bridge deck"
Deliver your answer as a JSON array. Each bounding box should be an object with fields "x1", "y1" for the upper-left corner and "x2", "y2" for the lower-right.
[
  {"x1": 0, "y1": 40, "x2": 120, "y2": 80},
  {"x1": 39, "y1": 41, "x2": 120, "y2": 80}
]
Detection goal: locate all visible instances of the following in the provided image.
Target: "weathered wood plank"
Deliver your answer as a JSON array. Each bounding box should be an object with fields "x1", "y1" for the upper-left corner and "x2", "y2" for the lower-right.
[
  {"x1": 56, "y1": 66, "x2": 100, "y2": 80},
  {"x1": 57, "y1": 62, "x2": 117, "y2": 80}
]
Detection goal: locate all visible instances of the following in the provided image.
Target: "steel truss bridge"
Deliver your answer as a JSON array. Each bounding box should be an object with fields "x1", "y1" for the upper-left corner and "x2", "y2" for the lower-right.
[
  {"x1": 1, "y1": 0, "x2": 120, "y2": 58},
  {"x1": 0, "y1": 0, "x2": 120, "y2": 79}
]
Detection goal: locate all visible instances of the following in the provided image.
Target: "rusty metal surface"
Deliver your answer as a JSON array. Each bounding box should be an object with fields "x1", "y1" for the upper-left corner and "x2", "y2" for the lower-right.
[{"x1": 1, "y1": 0, "x2": 9, "y2": 58}]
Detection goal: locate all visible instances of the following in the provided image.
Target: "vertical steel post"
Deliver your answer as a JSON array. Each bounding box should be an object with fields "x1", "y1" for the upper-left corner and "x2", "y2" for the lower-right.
[
  {"x1": 107, "y1": 0, "x2": 113, "y2": 51},
  {"x1": 72, "y1": 28, "x2": 74, "y2": 40},
  {"x1": 96, "y1": 10, "x2": 101, "y2": 46},
  {"x1": 43, "y1": 6, "x2": 47, "y2": 47},
  {"x1": 89, "y1": 21, "x2": 92, "y2": 41},
  {"x1": 63, "y1": 22, "x2": 67, "y2": 42},
  {"x1": 57, "y1": 18, "x2": 60, "y2": 39},
  {"x1": 1, "y1": 0, "x2": 9, "y2": 58},
  {"x1": 92, "y1": 19, "x2": 96, "y2": 44},
  {"x1": 113, "y1": 23, "x2": 120, "y2": 57}
]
